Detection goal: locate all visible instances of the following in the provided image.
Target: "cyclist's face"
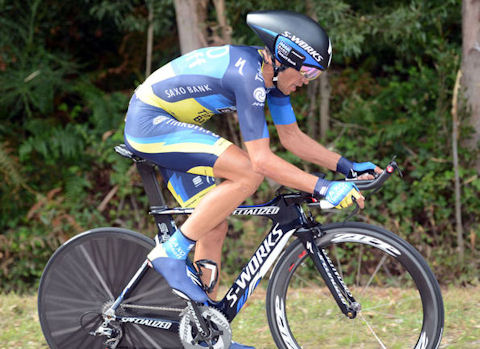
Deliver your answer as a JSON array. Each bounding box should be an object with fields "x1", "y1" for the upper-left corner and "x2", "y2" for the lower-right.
[{"x1": 277, "y1": 67, "x2": 309, "y2": 95}]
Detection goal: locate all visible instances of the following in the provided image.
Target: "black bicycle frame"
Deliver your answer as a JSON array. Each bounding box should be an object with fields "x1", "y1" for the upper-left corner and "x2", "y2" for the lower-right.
[{"x1": 108, "y1": 145, "x2": 358, "y2": 333}]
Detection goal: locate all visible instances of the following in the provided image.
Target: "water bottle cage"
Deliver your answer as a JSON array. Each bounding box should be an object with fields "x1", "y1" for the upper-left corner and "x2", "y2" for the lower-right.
[{"x1": 194, "y1": 259, "x2": 219, "y2": 294}]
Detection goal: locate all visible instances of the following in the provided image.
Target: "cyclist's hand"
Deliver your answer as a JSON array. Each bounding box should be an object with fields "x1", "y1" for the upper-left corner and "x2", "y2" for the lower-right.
[
  {"x1": 336, "y1": 157, "x2": 382, "y2": 180},
  {"x1": 349, "y1": 162, "x2": 383, "y2": 180},
  {"x1": 314, "y1": 179, "x2": 364, "y2": 209}
]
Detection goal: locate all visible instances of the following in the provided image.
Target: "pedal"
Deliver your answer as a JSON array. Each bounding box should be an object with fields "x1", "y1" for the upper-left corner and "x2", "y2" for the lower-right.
[{"x1": 195, "y1": 259, "x2": 219, "y2": 293}]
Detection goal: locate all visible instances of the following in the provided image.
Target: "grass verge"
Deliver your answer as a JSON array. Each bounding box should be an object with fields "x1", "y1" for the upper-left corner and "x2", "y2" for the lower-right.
[{"x1": 1, "y1": 286, "x2": 479, "y2": 348}]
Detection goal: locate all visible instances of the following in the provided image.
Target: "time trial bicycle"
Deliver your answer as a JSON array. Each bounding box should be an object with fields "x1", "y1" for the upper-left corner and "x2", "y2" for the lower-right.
[{"x1": 37, "y1": 144, "x2": 444, "y2": 348}]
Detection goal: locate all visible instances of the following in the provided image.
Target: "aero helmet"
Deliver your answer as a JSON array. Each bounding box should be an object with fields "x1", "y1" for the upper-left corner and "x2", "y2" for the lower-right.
[{"x1": 246, "y1": 10, "x2": 332, "y2": 71}]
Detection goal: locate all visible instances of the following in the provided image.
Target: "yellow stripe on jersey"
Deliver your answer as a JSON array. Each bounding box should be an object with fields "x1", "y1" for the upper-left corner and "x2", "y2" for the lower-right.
[
  {"x1": 187, "y1": 166, "x2": 214, "y2": 177},
  {"x1": 167, "y1": 181, "x2": 216, "y2": 208},
  {"x1": 126, "y1": 137, "x2": 232, "y2": 156},
  {"x1": 136, "y1": 84, "x2": 214, "y2": 125},
  {"x1": 135, "y1": 62, "x2": 216, "y2": 125}
]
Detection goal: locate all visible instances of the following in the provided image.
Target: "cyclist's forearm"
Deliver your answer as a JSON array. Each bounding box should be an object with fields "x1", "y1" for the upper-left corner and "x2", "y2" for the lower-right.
[
  {"x1": 245, "y1": 141, "x2": 317, "y2": 193},
  {"x1": 276, "y1": 124, "x2": 341, "y2": 171}
]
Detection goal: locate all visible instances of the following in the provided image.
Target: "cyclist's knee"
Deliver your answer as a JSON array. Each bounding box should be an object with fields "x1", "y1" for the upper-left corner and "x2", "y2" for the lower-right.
[{"x1": 238, "y1": 171, "x2": 264, "y2": 196}]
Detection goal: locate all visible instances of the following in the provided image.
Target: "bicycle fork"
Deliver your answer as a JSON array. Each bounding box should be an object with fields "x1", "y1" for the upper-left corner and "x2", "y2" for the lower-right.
[{"x1": 296, "y1": 227, "x2": 361, "y2": 319}]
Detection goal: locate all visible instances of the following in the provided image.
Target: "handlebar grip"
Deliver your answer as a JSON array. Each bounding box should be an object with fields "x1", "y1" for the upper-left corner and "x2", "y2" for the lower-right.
[{"x1": 347, "y1": 163, "x2": 396, "y2": 191}]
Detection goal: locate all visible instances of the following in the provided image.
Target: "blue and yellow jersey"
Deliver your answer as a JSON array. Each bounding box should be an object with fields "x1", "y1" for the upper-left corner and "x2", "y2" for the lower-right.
[
  {"x1": 124, "y1": 45, "x2": 298, "y2": 208},
  {"x1": 134, "y1": 45, "x2": 296, "y2": 142}
]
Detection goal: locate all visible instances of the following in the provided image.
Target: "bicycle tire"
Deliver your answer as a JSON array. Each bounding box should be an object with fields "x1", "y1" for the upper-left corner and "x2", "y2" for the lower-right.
[
  {"x1": 266, "y1": 222, "x2": 444, "y2": 349},
  {"x1": 38, "y1": 227, "x2": 185, "y2": 349}
]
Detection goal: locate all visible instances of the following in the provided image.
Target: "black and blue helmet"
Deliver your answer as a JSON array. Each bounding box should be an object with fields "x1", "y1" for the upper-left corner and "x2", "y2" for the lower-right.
[{"x1": 246, "y1": 10, "x2": 332, "y2": 71}]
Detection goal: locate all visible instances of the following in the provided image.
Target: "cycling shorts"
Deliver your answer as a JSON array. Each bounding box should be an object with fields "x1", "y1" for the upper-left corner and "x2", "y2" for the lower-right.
[{"x1": 124, "y1": 94, "x2": 232, "y2": 208}]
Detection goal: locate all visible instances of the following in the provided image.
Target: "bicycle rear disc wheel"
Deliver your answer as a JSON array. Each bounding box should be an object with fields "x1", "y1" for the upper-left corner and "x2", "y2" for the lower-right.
[
  {"x1": 266, "y1": 222, "x2": 444, "y2": 349},
  {"x1": 38, "y1": 227, "x2": 185, "y2": 349}
]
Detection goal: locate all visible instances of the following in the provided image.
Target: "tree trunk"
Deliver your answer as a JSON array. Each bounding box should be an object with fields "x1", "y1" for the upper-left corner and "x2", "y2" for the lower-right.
[
  {"x1": 145, "y1": 1, "x2": 154, "y2": 77},
  {"x1": 212, "y1": 0, "x2": 232, "y2": 44},
  {"x1": 307, "y1": 80, "x2": 319, "y2": 139},
  {"x1": 452, "y1": 70, "x2": 464, "y2": 261},
  {"x1": 173, "y1": 0, "x2": 208, "y2": 54},
  {"x1": 211, "y1": 0, "x2": 242, "y2": 146},
  {"x1": 461, "y1": 0, "x2": 480, "y2": 173},
  {"x1": 305, "y1": 0, "x2": 330, "y2": 141},
  {"x1": 319, "y1": 72, "x2": 331, "y2": 140}
]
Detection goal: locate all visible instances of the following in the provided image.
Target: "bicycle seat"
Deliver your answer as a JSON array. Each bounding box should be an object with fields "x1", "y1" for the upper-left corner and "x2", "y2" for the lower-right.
[
  {"x1": 114, "y1": 144, "x2": 136, "y2": 160},
  {"x1": 114, "y1": 144, "x2": 155, "y2": 166}
]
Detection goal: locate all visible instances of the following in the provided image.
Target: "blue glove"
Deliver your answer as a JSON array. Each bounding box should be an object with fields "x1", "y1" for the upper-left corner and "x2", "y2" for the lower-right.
[
  {"x1": 336, "y1": 157, "x2": 377, "y2": 178},
  {"x1": 314, "y1": 178, "x2": 362, "y2": 209}
]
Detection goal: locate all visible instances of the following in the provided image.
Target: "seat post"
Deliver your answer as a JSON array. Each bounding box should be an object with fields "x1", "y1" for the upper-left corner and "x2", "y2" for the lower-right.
[
  {"x1": 135, "y1": 161, "x2": 177, "y2": 240},
  {"x1": 114, "y1": 144, "x2": 176, "y2": 241},
  {"x1": 135, "y1": 161, "x2": 165, "y2": 207}
]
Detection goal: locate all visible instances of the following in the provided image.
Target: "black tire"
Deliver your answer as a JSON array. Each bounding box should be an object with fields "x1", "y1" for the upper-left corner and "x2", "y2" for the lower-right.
[
  {"x1": 266, "y1": 222, "x2": 444, "y2": 349},
  {"x1": 38, "y1": 227, "x2": 185, "y2": 349}
]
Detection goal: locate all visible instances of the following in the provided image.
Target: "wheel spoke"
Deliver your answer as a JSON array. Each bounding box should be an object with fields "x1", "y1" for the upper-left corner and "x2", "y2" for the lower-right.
[
  {"x1": 361, "y1": 254, "x2": 388, "y2": 296},
  {"x1": 132, "y1": 324, "x2": 161, "y2": 348},
  {"x1": 80, "y1": 245, "x2": 114, "y2": 299},
  {"x1": 358, "y1": 312, "x2": 387, "y2": 349},
  {"x1": 51, "y1": 324, "x2": 81, "y2": 337}
]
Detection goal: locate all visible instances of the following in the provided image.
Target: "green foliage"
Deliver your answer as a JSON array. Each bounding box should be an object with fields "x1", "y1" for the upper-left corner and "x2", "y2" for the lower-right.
[
  {"x1": 0, "y1": 1, "x2": 76, "y2": 120},
  {"x1": 89, "y1": 0, "x2": 176, "y2": 35},
  {"x1": 0, "y1": 0, "x2": 476, "y2": 291}
]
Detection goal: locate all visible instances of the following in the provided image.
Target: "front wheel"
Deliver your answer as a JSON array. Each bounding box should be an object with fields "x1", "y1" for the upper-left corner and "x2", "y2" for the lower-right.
[{"x1": 266, "y1": 222, "x2": 444, "y2": 349}]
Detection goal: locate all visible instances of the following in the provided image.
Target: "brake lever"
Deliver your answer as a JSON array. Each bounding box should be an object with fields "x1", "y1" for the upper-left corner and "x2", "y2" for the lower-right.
[{"x1": 343, "y1": 197, "x2": 360, "y2": 222}]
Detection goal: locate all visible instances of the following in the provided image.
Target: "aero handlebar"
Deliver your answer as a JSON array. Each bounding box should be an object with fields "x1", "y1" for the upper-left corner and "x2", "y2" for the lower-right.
[{"x1": 315, "y1": 159, "x2": 401, "y2": 210}]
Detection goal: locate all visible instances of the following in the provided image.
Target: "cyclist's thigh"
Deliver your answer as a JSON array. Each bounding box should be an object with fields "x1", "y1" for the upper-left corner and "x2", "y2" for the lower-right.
[{"x1": 158, "y1": 168, "x2": 216, "y2": 208}]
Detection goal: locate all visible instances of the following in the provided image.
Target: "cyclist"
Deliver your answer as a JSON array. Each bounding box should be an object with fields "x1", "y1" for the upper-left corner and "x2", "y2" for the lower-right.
[{"x1": 124, "y1": 9, "x2": 381, "y2": 348}]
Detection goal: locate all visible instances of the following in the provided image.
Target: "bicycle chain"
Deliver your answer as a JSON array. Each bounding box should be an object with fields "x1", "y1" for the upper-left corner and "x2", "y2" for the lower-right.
[{"x1": 120, "y1": 304, "x2": 183, "y2": 313}]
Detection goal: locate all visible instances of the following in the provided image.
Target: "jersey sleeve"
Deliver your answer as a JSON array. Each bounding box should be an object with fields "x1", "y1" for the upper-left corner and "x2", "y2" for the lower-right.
[
  {"x1": 225, "y1": 49, "x2": 270, "y2": 142},
  {"x1": 233, "y1": 83, "x2": 269, "y2": 142},
  {"x1": 267, "y1": 88, "x2": 297, "y2": 125}
]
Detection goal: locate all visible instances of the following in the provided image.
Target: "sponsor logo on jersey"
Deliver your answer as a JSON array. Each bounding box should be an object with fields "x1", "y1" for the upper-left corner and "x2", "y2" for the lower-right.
[
  {"x1": 192, "y1": 176, "x2": 203, "y2": 187},
  {"x1": 282, "y1": 31, "x2": 324, "y2": 63},
  {"x1": 255, "y1": 61, "x2": 264, "y2": 82},
  {"x1": 217, "y1": 106, "x2": 237, "y2": 113},
  {"x1": 152, "y1": 115, "x2": 170, "y2": 125},
  {"x1": 235, "y1": 57, "x2": 246, "y2": 75},
  {"x1": 164, "y1": 84, "x2": 212, "y2": 99},
  {"x1": 253, "y1": 87, "x2": 266, "y2": 102}
]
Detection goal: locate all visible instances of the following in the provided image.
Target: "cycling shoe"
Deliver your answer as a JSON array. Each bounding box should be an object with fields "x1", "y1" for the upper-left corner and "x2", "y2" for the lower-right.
[
  {"x1": 150, "y1": 257, "x2": 208, "y2": 303},
  {"x1": 230, "y1": 341, "x2": 255, "y2": 349}
]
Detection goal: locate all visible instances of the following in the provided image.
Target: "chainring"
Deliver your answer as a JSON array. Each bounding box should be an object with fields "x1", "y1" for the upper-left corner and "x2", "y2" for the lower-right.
[{"x1": 179, "y1": 305, "x2": 232, "y2": 349}]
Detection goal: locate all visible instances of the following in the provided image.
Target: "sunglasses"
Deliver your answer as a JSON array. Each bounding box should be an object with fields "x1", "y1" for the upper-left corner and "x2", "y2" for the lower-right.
[{"x1": 299, "y1": 66, "x2": 323, "y2": 80}]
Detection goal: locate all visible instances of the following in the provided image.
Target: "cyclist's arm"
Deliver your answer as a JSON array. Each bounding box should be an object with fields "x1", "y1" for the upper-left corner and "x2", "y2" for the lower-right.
[
  {"x1": 275, "y1": 122, "x2": 341, "y2": 172},
  {"x1": 244, "y1": 137, "x2": 318, "y2": 194}
]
